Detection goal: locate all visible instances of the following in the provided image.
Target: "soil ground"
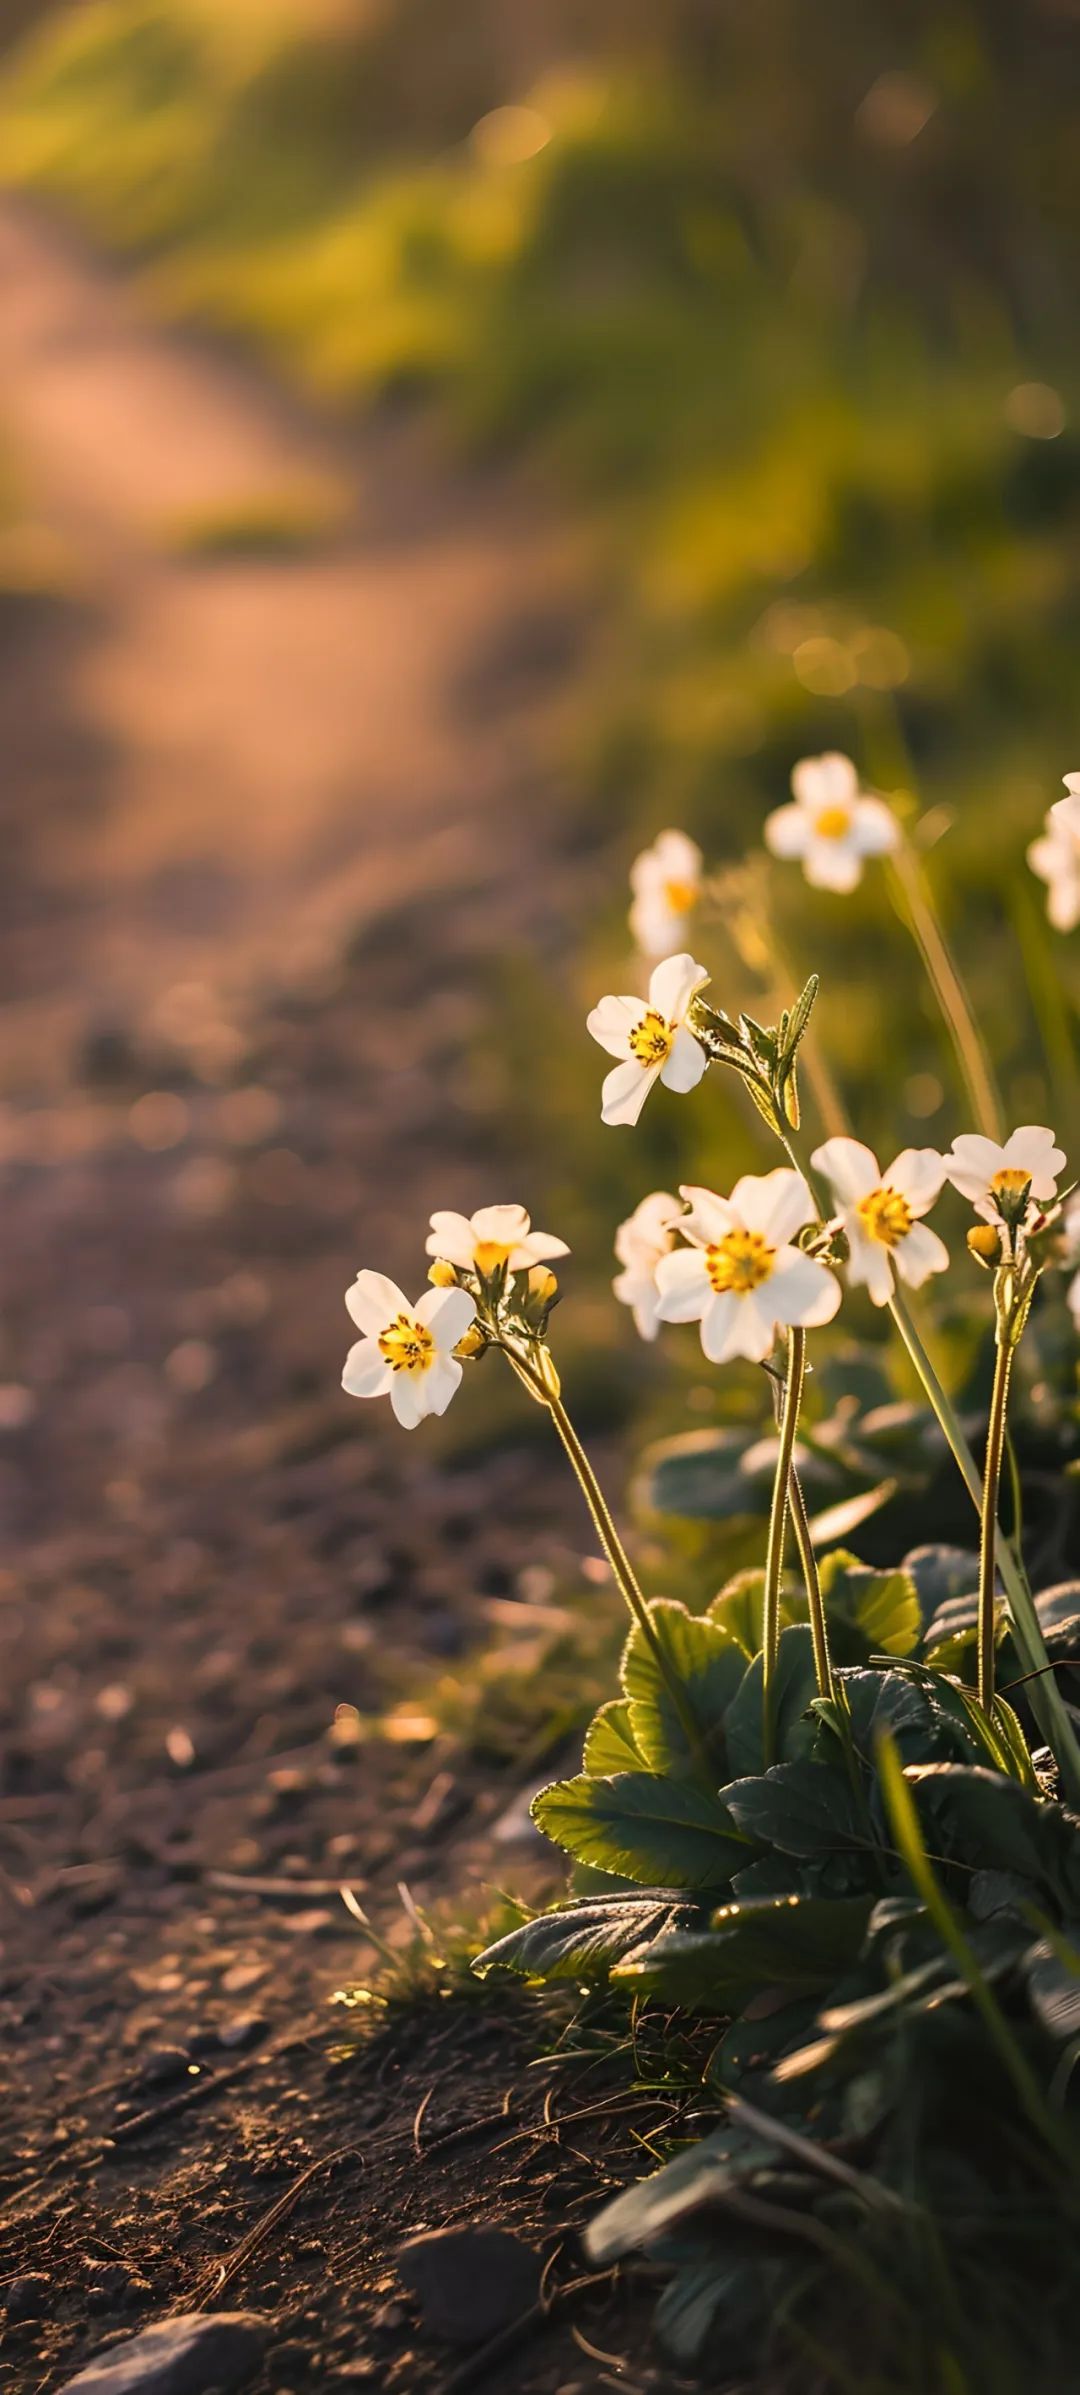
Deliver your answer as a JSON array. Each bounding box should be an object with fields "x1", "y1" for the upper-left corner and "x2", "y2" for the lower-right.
[{"x1": 0, "y1": 200, "x2": 690, "y2": 2393}]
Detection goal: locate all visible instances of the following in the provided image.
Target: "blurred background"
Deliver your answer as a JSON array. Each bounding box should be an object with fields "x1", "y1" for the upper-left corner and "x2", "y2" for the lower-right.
[{"x1": 1, "y1": 0, "x2": 1079, "y2": 1959}]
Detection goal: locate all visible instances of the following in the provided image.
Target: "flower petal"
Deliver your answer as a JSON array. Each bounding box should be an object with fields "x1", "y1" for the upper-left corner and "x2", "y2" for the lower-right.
[
  {"x1": 731, "y1": 1167, "x2": 813, "y2": 1246},
  {"x1": 414, "y1": 1285, "x2": 477, "y2": 1348},
  {"x1": 345, "y1": 1269, "x2": 410, "y2": 1334},
  {"x1": 769, "y1": 1248, "x2": 842, "y2": 1327},
  {"x1": 519, "y1": 1230, "x2": 571, "y2": 1262},
  {"x1": 614, "y1": 1266, "x2": 664, "y2": 1341},
  {"x1": 944, "y1": 1133, "x2": 1008, "y2": 1201},
  {"x1": 470, "y1": 1203, "x2": 531, "y2": 1244},
  {"x1": 422, "y1": 1355, "x2": 463, "y2": 1417},
  {"x1": 678, "y1": 1185, "x2": 737, "y2": 1246},
  {"x1": 803, "y1": 839, "x2": 863, "y2": 893},
  {"x1": 659, "y1": 1023, "x2": 708, "y2": 1094},
  {"x1": 425, "y1": 1211, "x2": 476, "y2": 1265},
  {"x1": 654, "y1": 1246, "x2": 712, "y2": 1321},
  {"x1": 341, "y1": 1338, "x2": 393, "y2": 1399},
  {"x1": 895, "y1": 1221, "x2": 949, "y2": 1290},
  {"x1": 587, "y1": 994, "x2": 646, "y2": 1059},
  {"x1": 843, "y1": 1222, "x2": 894, "y2": 1307},
  {"x1": 614, "y1": 1191, "x2": 681, "y2": 1267},
  {"x1": 812, "y1": 1138, "x2": 882, "y2": 1205},
  {"x1": 850, "y1": 796, "x2": 899, "y2": 857},
  {"x1": 1002, "y1": 1125, "x2": 1066, "y2": 1196},
  {"x1": 764, "y1": 801, "x2": 810, "y2": 859},
  {"x1": 602, "y1": 1057, "x2": 660, "y2": 1127},
  {"x1": 791, "y1": 752, "x2": 858, "y2": 810},
  {"x1": 884, "y1": 1147, "x2": 946, "y2": 1216},
  {"x1": 389, "y1": 1373, "x2": 427, "y2": 1429},
  {"x1": 648, "y1": 951, "x2": 709, "y2": 1022},
  {"x1": 700, "y1": 1290, "x2": 765, "y2": 1363}
]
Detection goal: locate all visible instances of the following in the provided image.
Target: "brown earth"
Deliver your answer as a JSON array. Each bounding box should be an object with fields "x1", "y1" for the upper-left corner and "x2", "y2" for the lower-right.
[{"x1": 0, "y1": 200, "x2": 690, "y2": 2393}]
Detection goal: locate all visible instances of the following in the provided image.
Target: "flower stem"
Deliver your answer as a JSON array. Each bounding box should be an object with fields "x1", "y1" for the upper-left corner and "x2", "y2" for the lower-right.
[
  {"x1": 887, "y1": 839, "x2": 1004, "y2": 1142},
  {"x1": 762, "y1": 1326, "x2": 806, "y2": 1761},
  {"x1": 765, "y1": 1362, "x2": 834, "y2": 1705},
  {"x1": 978, "y1": 1334, "x2": 1014, "y2": 1715},
  {"x1": 887, "y1": 1281, "x2": 1080, "y2": 1802},
  {"x1": 500, "y1": 1345, "x2": 711, "y2": 1774}
]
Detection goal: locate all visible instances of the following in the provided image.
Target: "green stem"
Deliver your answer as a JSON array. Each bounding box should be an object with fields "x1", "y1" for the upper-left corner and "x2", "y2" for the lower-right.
[
  {"x1": 887, "y1": 840, "x2": 1005, "y2": 1142},
  {"x1": 500, "y1": 1346, "x2": 711, "y2": 1775},
  {"x1": 887, "y1": 1282, "x2": 1080, "y2": 1803},
  {"x1": 978, "y1": 1335, "x2": 1015, "y2": 1715},
  {"x1": 766, "y1": 1364, "x2": 835, "y2": 1706},
  {"x1": 763, "y1": 1326, "x2": 806, "y2": 1759},
  {"x1": 788, "y1": 1457, "x2": 836, "y2": 1707}
]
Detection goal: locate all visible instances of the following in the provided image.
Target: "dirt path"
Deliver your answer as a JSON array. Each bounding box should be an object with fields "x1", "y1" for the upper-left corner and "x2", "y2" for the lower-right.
[{"x1": 0, "y1": 201, "x2": 656, "y2": 2393}]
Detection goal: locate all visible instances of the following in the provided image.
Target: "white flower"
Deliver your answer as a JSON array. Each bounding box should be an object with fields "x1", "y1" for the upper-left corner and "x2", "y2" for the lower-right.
[
  {"x1": 765, "y1": 753, "x2": 899, "y2": 893},
  {"x1": 653, "y1": 1169, "x2": 840, "y2": 1364},
  {"x1": 425, "y1": 1203, "x2": 568, "y2": 1279},
  {"x1": 812, "y1": 1137, "x2": 948, "y2": 1307},
  {"x1": 944, "y1": 1126, "x2": 1067, "y2": 1226},
  {"x1": 613, "y1": 1191, "x2": 683, "y2": 1340},
  {"x1": 587, "y1": 952, "x2": 710, "y2": 1128},
  {"x1": 342, "y1": 1270, "x2": 476, "y2": 1429},
  {"x1": 1027, "y1": 776, "x2": 1080, "y2": 933},
  {"x1": 629, "y1": 829, "x2": 704, "y2": 958}
]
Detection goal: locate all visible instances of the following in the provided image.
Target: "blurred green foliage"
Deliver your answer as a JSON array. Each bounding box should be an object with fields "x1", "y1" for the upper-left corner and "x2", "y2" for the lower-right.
[{"x1": 3, "y1": 0, "x2": 1079, "y2": 1385}]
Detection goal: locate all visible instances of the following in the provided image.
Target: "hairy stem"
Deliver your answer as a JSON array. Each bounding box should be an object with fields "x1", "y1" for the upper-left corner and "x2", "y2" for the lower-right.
[
  {"x1": 500, "y1": 1346, "x2": 710, "y2": 1773},
  {"x1": 887, "y1": 840, "x2": 1004, "y2": 1141},
  {"x1": 978, "y1": 1335, "x2": 1014, "y2": 1714},
  {"x1": 788, "y1": 1456, "x2": 836, "y2": 1706},
  {"x1": 763, "y1": 1326, "x2": 806, "y2": 1759}
]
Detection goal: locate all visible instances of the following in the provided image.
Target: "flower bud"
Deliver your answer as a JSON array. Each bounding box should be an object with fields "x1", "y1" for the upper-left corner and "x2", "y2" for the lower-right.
[
  {"x1": 428, "y1": 1258, "x2": 458, "y2": 1287},
  {"x1": 967, "y1": 1224, "x2": 1001, "y2": 1269},
  {"x1": 453, "y1": 1323, "x2": 486, "y2": 1361},
  {"x1": 526, "y1": 1266, "x2": 559, "y2": 1307}
]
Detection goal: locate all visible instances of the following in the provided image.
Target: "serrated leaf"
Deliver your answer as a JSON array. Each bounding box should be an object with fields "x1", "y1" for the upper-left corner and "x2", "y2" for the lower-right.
[
  {"x1": 724, "y1": 1624, "x2": 819, "y2": 1777},
  {"x1": 532, "y1": 1771, "x2": 750, "y2": 1889},
  {"x1": 818, "y1": 1550, "x2": 921, "y2": 1659},
  {"x1": 583, "y1": 1698, "x2": 644, "y2": 1776},
  {"x1": 902, "y1": 1544, "x2": 980, "y2": 1629},
  {"x1": 904, "y1": 1764, "x2": 1080, "y2": 1907},
  {"x1": 725, "y1": 1757, "x2": 875, "y2": 1864},
  {"x1": 615, "y1": 1891, "x2": 875, "y2": 2009},
  {"x1": 621, "y1": 1599, "x2": 747, "y2": 1786},
  {"x1": 474, "y1": 1890, "x2": 702, "y2": 1983}
]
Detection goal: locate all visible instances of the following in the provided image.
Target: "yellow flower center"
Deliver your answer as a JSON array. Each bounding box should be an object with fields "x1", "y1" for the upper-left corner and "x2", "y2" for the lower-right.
[
  {"x1": 377, "y1": 1313, "x2": 435, "y2": 1374},
  {"x1": 663, "y1": 877, "x2": 697, "y2": 914},
  {"x1": 990, "y1": 1168, "x2": 1032, "y2": 1199},
  {"x1": 473, "y1": 1239, "x2": 514, "y2": 1275},
  {"x1": 629, "y1": 1009, "x2": 675, "y2": 1069},
  {"x1": 814, "y1": 805, "x2": 853, "y2": 841},
  {"x1": 857, "y1": 1185, "x2": 913, "y2": 1249},
  {"x1": 706, "y1": 1229, "x2": 775, "y2": 1294}
]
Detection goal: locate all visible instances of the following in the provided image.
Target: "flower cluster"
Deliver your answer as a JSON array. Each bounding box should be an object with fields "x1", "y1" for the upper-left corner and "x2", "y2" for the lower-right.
[
  {"x1": 342, "y1": 1204, "x2": 566, "y2": 1428},
  {"x1": 613, "y1": 1126, "x2": 1069, "y2": 1351}
]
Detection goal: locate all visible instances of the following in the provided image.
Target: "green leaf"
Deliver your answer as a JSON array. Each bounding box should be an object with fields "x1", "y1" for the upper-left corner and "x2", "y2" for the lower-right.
[
  {"x1": 582, "y1": 1698, "x2": 644, "y2": 1776},
  {"x1": 532, "y1": 1771, "x2": 750, "y2": 1889},
  {"x1": 905, "y1": 1764, "x2": 1080, "y2": 1908},
  {"x1": 1024, "y1": 1937, "x2": 1080, "y2": 2040},
  {"x1": 902, "y1": 1544, "x2": 980, "y2": 1631},
  {"x1": 654, "y1": 2252, "x2": 783, "y2": 2367},
  {"x1": 724, "y1": 1624, "x2": 819, "y2": 1777},
  {"x1": 621, "y1": 1599, "x2": 746, "y2": 1785},
  {"x1": 615, "y1": 1891, "x2": 876, "y2": 2009},
  {"x1": 585, "y1": 2125, "x2": 777, "y2": 2264},
  {"x1": 634, "y1": 1427, "x2": 770, "y2": 1524},
  {"x1": 474, "y1": 1890, "x2": 702, "y2": 1983},
  {"x1": 817, "y1": 1549, "x2": 921, "y2": 1660},
  {"x1": 724, "y1": 1757, "x2": 876, "y2": 1865}
]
